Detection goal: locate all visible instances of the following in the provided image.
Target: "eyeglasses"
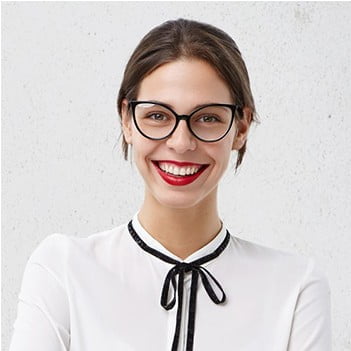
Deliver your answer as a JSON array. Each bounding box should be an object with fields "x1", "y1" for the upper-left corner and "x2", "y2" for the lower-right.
[{"x1": 128, "y1": 100, "x2": 241, "y2": 142}]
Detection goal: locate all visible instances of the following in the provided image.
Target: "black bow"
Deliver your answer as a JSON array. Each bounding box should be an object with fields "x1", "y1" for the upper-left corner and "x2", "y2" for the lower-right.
[{"x1": 128, "y1": 221, "x2": 230, "y2": 351}]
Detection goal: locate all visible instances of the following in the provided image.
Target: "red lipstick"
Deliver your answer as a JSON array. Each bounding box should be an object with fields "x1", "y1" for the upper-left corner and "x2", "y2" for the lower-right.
[{"x1": 152, "y1": 160, "x2": 209, "y2": 186}]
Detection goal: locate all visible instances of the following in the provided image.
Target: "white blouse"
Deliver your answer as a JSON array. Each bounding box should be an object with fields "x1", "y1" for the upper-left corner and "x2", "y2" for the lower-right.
[{"x1": 9, "y1": 212, "x2": 332, "y2": 351}]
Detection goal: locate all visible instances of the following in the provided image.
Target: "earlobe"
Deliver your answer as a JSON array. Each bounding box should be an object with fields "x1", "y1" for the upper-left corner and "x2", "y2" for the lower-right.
[
  {"x1": 121, "y1": 98, "x2": 133, "y2": 144},
  {"x1": 232, "y1": 107, "x2": 252, "y2": 151}
]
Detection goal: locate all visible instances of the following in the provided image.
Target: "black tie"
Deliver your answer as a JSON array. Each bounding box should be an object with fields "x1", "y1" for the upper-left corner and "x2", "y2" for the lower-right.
[{"x1": 127, "y1": 220, "x2": 230, "y2": 351}]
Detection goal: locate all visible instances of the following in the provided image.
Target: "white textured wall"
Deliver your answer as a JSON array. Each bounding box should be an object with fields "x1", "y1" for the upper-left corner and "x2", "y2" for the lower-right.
[{"x1": 2, "y1": 2, "x2": 351, "y2": 350}]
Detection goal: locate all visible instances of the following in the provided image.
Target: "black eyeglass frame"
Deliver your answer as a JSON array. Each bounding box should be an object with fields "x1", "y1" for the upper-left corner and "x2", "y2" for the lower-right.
[{"x1": 128, "y1": 100, "x2": 242, "y2": 143}]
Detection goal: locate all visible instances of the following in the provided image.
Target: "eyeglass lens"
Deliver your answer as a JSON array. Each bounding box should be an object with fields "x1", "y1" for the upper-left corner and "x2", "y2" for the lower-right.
[{"x1": 133, "y1": 103, "x2": 233, "y2": 141}]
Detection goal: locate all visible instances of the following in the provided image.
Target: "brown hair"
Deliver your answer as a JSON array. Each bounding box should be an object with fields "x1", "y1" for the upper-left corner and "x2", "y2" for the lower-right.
[{"x1": 117, "y1": 18, "x2": 258, "y2": 171}]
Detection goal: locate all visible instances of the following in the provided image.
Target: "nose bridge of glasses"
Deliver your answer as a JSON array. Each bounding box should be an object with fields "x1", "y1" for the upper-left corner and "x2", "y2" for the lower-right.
[
  {"x1": 173, "y1": 115, "x2": 192, "y2": 136},
  {"x1": 167, "y1": 116, "x2": 196, "y2": 151},
  {"x1": 177, "y1": 114, "x2": 191, "y2": 122}
]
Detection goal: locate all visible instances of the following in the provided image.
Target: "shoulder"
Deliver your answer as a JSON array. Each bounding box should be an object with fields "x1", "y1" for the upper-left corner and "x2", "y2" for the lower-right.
[
  {"x1": 18, "y1": 223, "x2": 129, "y2": 304},
  {"x1": 229, "y1": 233, "x2": 307, "y2": 266},
  {"x1": 228, "y1": 234, "x2": 330, "y2": 291},
  {"x1": 27, "y1": 222, "x2": 129, "y2": 273},
  {"x1": 28, "y1": 233, "x2": 69, "y2": 265}
]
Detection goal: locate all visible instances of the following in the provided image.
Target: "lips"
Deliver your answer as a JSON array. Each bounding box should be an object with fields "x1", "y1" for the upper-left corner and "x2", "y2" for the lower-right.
[{"x1": 151, "y1": 160, "x2": 209, "y2": 186}]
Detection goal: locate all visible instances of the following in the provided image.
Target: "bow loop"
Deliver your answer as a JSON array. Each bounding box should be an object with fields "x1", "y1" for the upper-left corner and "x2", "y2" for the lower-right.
[
  {"x1": 160, "y1": 262, "x2": 196, "y2": 310},
  {"x1": 198, "y1": 266, "x2": 226, "y2": 304},
  {"x1": 160, "y1": 261, "x2": 226, "y2": 311},
  {"x1": 160, "y1": 266, "x2": 178, "y2": 310}
]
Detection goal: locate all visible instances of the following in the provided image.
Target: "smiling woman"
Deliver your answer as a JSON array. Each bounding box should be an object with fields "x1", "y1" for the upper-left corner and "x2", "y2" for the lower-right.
[
  {"x1": 120, "y1": 58, "x2": 250, "y2": 212},
  {"x1": 9, "y1": 18, "x2": 331, "y2": 351}
]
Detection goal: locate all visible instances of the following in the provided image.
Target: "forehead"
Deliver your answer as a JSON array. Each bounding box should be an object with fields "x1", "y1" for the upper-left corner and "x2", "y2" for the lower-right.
[{"x1": 137, "y1": 58, "x2": 232, "y2": 111}]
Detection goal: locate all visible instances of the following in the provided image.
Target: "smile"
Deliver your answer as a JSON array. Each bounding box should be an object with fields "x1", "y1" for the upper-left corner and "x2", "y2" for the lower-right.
[
  {"x1": 151, "y1": 160, "x2": 209, "y2": 186},
  {"x1": 158, "y1": 161, "x2": 202, "y2": 176}
]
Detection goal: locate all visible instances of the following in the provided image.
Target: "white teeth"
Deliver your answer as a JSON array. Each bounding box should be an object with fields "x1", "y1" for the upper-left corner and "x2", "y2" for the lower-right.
[
  {"x1": 173, "y1": 166, "x2": 180, "y2": 175},
  {"x1": 158, "y1": 162, "x2": 202, "y2": 176}
]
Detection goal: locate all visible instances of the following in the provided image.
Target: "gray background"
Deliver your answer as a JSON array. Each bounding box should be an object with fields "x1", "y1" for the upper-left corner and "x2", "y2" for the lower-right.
[{"x1": 2, "y1": 2, "x2": 351, "y2": 350}]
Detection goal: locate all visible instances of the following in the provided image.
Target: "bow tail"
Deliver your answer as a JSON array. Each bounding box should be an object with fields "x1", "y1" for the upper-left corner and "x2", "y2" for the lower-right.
[
  {"x1": 186, "y1": 269, "x2": 199, "y2": 351},
  {"x1": 171, "y1": 270, "x2": 184, "y2": 351}
]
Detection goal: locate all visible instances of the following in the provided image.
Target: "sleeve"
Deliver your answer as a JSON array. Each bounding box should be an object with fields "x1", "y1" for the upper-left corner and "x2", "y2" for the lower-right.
[
  {"x1": 9, "y1": 234, "x2": 71, "y2": 351},
  {"x1": 287, "y1": 257, "x2": 332, "y2": 351}
]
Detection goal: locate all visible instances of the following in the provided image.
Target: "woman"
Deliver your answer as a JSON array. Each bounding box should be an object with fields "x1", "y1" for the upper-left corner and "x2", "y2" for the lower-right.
[{"x1": 9, "y1": 18, "x2": 331, "y2": 351}]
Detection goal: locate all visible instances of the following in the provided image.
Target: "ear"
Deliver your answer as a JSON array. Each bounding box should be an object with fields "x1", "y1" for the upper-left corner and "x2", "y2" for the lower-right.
[
  {"x1": 232, "y1": 107, "x2": 252, "y2": 150},
  {"x1": 121, "y1": 98, "x2": 133, "y2": 144}
]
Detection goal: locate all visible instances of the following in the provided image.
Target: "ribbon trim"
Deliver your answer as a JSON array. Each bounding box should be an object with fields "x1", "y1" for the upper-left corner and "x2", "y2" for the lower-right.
[{"x1": 127, "y1": 220, "x2": 230, "y2": 351}]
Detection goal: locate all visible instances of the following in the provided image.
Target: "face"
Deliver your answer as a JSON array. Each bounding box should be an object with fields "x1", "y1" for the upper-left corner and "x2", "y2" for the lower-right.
[{"x1": 122, "y1": 58, "x2": 250, "y2": 210}]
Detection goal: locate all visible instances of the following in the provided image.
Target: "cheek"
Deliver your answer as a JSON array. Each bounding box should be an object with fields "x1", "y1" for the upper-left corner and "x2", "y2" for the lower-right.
[
  {"x1": 131, "y1": 136, "x2": 157, "y2": 166},
  {"x1": 210, "y1": 138, "x2": 233, "y2": 162},
  {"x1": 212, "y1": 143, "x2": 234, "y2": 176}
]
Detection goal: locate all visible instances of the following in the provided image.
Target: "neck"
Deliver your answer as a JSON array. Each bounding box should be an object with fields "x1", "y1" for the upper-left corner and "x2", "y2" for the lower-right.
[{"x1": 137, "y1": 191, "x2": 222, "y2": 260}]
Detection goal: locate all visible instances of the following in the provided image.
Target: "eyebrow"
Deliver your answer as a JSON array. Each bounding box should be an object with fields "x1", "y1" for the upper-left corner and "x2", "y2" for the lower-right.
[{"x1": 147, "y1": 100, "x2": 225, "y2": 111}]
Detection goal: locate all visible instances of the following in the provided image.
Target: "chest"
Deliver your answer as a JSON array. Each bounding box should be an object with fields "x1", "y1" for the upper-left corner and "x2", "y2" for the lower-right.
[{"x1": 66, "y1": 263, "x2": 294, "y2": 351}]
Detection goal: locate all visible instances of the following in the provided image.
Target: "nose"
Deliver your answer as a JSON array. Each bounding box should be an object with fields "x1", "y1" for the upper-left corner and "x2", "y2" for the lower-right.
[{"x1": 166, "y1": 120, "x2": 197, "y2": 153}]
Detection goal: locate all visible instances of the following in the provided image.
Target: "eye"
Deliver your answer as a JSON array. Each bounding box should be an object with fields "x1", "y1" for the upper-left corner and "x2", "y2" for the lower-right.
[
  {"x1": 197, "y1": 115, "x2": 221, "y2": 123},
  {"x1": 146, "y1": 113, "x2": 168, "y2": 121}
]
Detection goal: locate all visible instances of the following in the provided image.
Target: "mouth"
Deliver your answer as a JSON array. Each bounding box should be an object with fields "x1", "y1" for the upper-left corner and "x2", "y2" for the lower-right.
[{"x1": 151, "y1": 160, "x2": 209, "y2": 186}]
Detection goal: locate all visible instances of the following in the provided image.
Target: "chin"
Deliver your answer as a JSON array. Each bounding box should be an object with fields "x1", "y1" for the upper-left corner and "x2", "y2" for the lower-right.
[{"x1": 151, "y1": 188, "x2": 216, "y2": 210}]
